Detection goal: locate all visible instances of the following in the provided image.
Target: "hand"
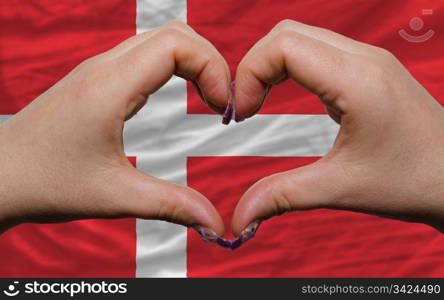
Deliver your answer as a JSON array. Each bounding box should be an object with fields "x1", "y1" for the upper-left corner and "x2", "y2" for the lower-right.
[
  {"x1": 231, "y1": 20, "x2": 444, "y2": 236},
  {"x1": 0, "y1": 22, "x2": 229, "y2": 235}
]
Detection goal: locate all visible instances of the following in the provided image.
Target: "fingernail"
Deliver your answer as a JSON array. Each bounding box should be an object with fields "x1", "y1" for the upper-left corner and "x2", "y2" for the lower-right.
[
  {"x1": 194, "y1": 221, "x2": 262, "y2": 251},
  {"x1": 222, "y1": 81, "x2": 237, "y2": 125},
  {"x1": 193, "y1": 225, "x2": 218, "y2": 243},
  {"x1": 230, "y1": 237, "x2": 243, "y2": 250},
  {"x1": 216, "y1": 237, "x2": 232, "y2": 249},
  {"x1": 230, "y1": 220, "x2": 262, "y2": 250},
  {"x1": 239, "y1": 220, "x2": 262, "y2": 243},
  {"x1": 222, "y1": 102, "x2": 234, "y2": 125},
  {"x1": 228, "y1": 81, "x2": 234, "y2": 101}
]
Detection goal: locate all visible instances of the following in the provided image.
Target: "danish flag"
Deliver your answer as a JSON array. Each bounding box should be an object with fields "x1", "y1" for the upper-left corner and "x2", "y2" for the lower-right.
[{"x1": 1, "y1": 0, "x2": 444, "y2": 277}]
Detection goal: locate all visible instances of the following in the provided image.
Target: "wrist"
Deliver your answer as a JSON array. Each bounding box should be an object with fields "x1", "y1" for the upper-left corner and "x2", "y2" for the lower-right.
[{"x1": 0, "y1": 130, "x2": 24, "y2": 233}]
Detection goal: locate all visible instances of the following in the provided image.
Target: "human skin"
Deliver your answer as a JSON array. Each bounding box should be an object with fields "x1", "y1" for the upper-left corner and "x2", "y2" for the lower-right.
[
  {"x1": 0, "y1": 22, "x2": 229, "y2": 235},
  {"x1": 231, "y1": 20, "x2": 444, "y2": 236},
  {"x1": 0, "y1": 20, "x2": 443, "y2": 241}
]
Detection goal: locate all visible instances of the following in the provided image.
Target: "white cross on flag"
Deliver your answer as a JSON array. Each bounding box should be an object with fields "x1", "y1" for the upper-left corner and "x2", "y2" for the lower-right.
[{"x1": 1, "y1": 0, "x2": 444, "y2": 277}]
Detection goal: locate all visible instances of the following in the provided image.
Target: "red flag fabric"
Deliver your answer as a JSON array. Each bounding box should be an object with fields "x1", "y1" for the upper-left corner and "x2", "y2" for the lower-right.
[
  {"x1": 186, "y1": 0, "x2": 444, "y2": 277},
  {"x1": 0, "y1": 0, "x2": 443, "y2": 277}
]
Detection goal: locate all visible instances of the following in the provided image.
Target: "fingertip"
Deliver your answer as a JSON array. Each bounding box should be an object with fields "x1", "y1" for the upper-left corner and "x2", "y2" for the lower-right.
[
  {"x1": 234, "y1": 72, "x2": 270, "y2": 118},
  {"x1": 196, "y1": 59, "x2": 231, "y2": 115},
  {"x1": 232, "y1": 162, "x2": 345, "y2": 236},
  {"x1": 197, "y1": 81, "x2": 230, "y2": 115},
  {"x1": 188, "y1": 188, "x2": 226, "y2": 236},
  {"x1": 172, "y1": 185, "x2": 225, "y2": 236},
  {"x1": 120, "y1": 170, "x2": 225, "y2": 236},
  {"x1": 231, "y1": 177, "x2": 274, "y2": 236},
  {"x1": 231, "y1": 206, "x2": 251, "y2": 237}
]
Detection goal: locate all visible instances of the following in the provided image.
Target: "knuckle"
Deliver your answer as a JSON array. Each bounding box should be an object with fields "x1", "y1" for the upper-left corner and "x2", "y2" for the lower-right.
[
  {"x1": 138, "y1": 29, "x2": 155, "y2": 40},
  {"x1": 157, "y1": 185, "x2": 189, "y2": 222},
  {"x1": 273, "y1": 29, "x2": 298, "y2": 49},
  {"x1": 160, "y1": 25, "x2": 184, "y2": 37},
  {"x1": 373, "y1": 47, "x2": 399, "y2": 66},
  {"x1": 272, "y1": 193, "x2": 294, "y2": 216},
  {"x1": 71, "y1": 62, "x2": 115, "y2": 100},
  {"x1": 272, "y1": 194, "x2": 293, "y2": 216},
  {"x1": 157, "y1": 26, "x2": 188, "y2": 47},
  {"x1": 260, "y1": 174, "x2": 294, "y2": 216},
  {"x1": 368, "y1": 59, "x2": 392, "y2": 81},
  {"x1": 164, "y1": 21, "x2": 194, "y2": 36},
  {"x1": 351, "y1": 55, "x2": 396, "y2": 99},
  {"x1": 357, "y1": 57, "x2": 387, "y2": 82},
  {"x1": 74, "y1": 56, "x2": 97, "y2": 72},
  {"x1": 165, "y1": 20, "x2": 189, "y2": 30},
  {"x1": 274, "y1": 19, "x2": 296, "y2": 31},
  {"x1": 72, "y1": 52, "x2": 109, "y2": 75},
  {"x1": 156, "y1": 200, "x2": 177, "y2": 221},
  {"x1": 319, "y1": 27, "x2": 337, "y2": 38}
]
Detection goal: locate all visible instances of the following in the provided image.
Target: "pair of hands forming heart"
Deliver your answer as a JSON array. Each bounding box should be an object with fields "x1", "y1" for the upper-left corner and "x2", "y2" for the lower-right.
[{"x1": 0, "y1": 21, "x2": 443, "y2": 250}]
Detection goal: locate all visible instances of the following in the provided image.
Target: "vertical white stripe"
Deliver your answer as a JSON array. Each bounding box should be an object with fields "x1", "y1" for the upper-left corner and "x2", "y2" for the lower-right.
[
  {"x1": 129, "y1": 0, "x2": 339, "y2": 278},
  {"x1": 129, "y1": 0, "x2": 188, "y2": 278}
]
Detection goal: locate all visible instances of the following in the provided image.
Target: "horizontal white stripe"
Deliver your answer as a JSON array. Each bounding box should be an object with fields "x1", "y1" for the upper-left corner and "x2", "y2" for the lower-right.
[
  {"x1": 170, "y1": 114, "x2": 338, "y2": 157},
  {"x1": 129, "y1": 0, "x2": 339, "y2": 278},
  {"x1": 123, "y1": 80, "x2": 338, "y2": 159},
  {"x1": 127, "y1": 0, "x2": 339, "y2": 275},
  {"x1": 125, "y1": 113, "x2": 338, "y2": 185},
  {"x1": 124, "y1": 76, "x2": 339, "y2": 278}
]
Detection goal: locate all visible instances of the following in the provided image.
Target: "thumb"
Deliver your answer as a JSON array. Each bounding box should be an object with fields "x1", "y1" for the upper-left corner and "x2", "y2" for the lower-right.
[
  {"x1": 101, "y1": 166, "x2": 225, "y2": 236},
  {"x1": 231, "y1": 159, "x2": 347, "y2": 236}
]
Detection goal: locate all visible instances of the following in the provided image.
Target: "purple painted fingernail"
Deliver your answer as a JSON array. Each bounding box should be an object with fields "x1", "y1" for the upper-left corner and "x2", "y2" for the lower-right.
[
  {"x1": 194, "y1": 220, "x2": 262, "y2": 250},
  {"x1": 222, "y1": 81, "x2": 238, "y2": 125},
  {"x1": 230, "y1": 237, "x2": 243, "y2": 250},
  {"x1": 193, "y1": 225, "x2": 218, "y2": 243},
  {"x1": 230, "y1": 81, "x2": 246, "y2": 123},
  {"x1": 239, "y1": 220, "x2": 262, "y2": 243},
  {"x1": 216, "y1": 237, "x2": 232, "y2": 249},
  {"x1": 222, "y1": 102, "x2": 234, "y2": 125}
]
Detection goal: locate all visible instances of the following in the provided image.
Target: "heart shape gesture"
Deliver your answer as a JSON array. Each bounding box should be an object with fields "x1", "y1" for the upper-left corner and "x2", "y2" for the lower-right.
[{"x1": 0, "y1": 21, "x2": 443, "y2": 252}]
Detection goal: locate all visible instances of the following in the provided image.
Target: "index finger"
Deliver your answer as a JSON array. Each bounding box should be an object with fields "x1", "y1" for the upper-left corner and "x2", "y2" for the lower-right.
[
  {"x1": 234, "y1": 24, "x2": 353, "y2": 118},
  {"x1": 106, "y1": 22, "x2": 231, "y2": 117}
]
